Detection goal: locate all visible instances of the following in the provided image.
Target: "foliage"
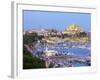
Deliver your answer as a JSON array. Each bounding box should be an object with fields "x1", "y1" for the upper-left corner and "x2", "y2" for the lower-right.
[
  {"x1": 79, "y1": 32, "x2": 87, "y2": 37},
  {"x1": 23, "y1": 46, "x2": 46, "y2": 69},
  {"x1": 23, "y1": 32, "x2": 38, "y2": 45}
]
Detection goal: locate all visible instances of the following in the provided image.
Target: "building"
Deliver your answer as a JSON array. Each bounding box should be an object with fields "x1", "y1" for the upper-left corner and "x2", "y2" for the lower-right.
[
  {"x1": 25, "y1": 28, "x2": 51, "y2": 36},
  {"x1": 63, "y1": 24, "x2": 83, "y2": 35}
]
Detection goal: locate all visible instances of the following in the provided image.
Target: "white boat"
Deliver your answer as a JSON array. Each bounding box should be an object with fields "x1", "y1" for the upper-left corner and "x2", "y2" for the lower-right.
[
  {"x1": 44, "y1": 47, "x2": 58, "y2": 56},
  {"x1": 67, "y1": 52, "x2": 74, "y2": 55}
]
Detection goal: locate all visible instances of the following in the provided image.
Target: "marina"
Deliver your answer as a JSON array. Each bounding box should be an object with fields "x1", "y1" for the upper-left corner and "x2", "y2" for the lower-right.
[
  {"x1": 31, "y1": 40, "x2": 91, "y2": 68},
  {"x1": 23, "y1": 10, "x2": 91, "y2": 69}
]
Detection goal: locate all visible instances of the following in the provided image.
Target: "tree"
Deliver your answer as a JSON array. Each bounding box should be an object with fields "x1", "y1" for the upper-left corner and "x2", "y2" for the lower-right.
[
  {"x1": 38, "y1": 35, "x2": 44, "y2": 40},
  {"x1": 79, "y1": 32, "x2": 87, "y2": 37},
  {"x1": 23, "y1": 46, "x2": 46, "y2": 69},
  {"x1": 23, "y1": 32, "x2": 38, "y2": 45}
]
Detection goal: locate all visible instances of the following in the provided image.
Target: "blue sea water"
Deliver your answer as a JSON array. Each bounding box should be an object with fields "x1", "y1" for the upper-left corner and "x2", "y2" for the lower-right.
[
  {"x1": 36, "y1": 43, "x2": 91, "y2": 67},
  {"x1": 37, "y1": 45, "x2": 90, "y2": 57}
]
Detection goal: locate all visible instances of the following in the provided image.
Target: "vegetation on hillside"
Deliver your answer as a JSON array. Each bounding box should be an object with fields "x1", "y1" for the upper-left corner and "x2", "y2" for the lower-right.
[
  {"x1": 23, "y1": 32, "x2": 46, "y2": 69},
  {"x1": 23, "y1": 32, "x2": 38, "y2": 45}
]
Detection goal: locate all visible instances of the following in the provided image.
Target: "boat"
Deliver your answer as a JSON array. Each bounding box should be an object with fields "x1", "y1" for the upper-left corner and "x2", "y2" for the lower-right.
[{"x1": 44, "y1": 47, "x2": 58, "y2": 56}]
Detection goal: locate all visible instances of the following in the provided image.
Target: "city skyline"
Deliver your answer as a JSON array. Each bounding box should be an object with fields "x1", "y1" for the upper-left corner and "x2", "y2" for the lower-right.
[{"x1": 23, "y1": 10, "x2": 91, "y2": 32}]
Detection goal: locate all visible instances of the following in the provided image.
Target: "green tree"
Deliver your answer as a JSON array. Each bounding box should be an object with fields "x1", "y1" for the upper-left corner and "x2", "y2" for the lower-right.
[
  {"x1": 79, "y1": 32, "x2": 87, "y2": 37},
  {"x1": 23, "y1": 32, "x2": 38, "y2": 45},
  {"x1": 23, "y1": 46, "x2": 46, "y2": 69}
]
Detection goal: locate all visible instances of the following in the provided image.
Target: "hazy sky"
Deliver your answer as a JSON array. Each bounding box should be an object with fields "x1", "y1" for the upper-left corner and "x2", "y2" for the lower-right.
[{"x1": 23, "y1": 10, "x2": 91, "y2": 32}]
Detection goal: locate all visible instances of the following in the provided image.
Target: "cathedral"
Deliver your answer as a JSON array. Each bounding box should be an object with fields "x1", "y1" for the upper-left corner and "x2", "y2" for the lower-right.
[{"x1": 63, "y1": 24, "x2": 83, "y2": 35}]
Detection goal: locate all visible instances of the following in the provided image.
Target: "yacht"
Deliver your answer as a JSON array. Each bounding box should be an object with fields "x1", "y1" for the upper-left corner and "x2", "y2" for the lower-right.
[{"x1": 44, "y1": 47, "x2": 58, "y2": 56}]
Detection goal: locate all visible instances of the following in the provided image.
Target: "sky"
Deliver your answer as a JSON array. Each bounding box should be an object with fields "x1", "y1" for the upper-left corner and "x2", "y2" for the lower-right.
[{"x1": 23, "y1": 10, "x2": 91, "y2": 32}]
